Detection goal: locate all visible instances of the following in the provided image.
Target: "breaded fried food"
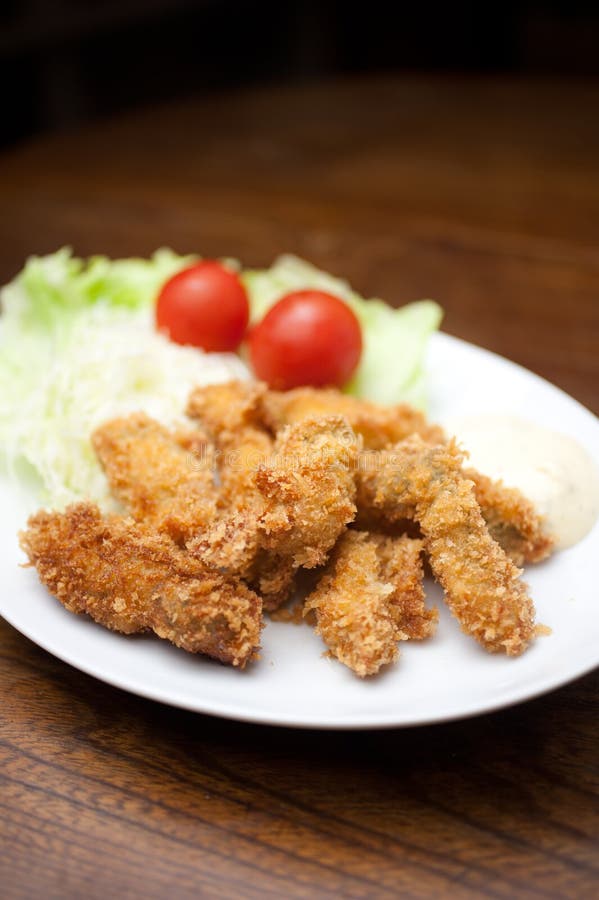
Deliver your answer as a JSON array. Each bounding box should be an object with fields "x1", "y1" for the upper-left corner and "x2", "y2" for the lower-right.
[
  {"x1": 182, "y1": 509, "x2": 297, "y2": 611},
  {"x1": 305, "y1": 531, "x2": 399, "y2": 677},
  {"x1": 186, "y1": 379, "x2": 267, "y2": 444},
  {"x1": 186, "y1": 381, "x2": 280, "y2": 600},
  {"x1": 371, "y1": 534, "x2": 437, "y2": 640},
  {"x1": 305, "y1": 530, "x2": 433, "y2": 676},
  {"x1": 186, "y1": 381, "x2": 277, "y2": 598},
  {"x1": 255, "y1": 415, "x2": 359, "y2": 568},
  {"x1": 261, "y1": 389, "x2": 553, "y2": 566},
  {"x1": 464, "y1": 468, "x2": 554, "y2": 566},
  {"x1": 92, "y1": 412, "x2": 217, "y2": 543},
  {"x1": 359, "y1": 436, "x2": 536, "y2": 656},
  {"x1": 189, "y1": 415, "x2": 359, "y2": 610},
  {"x1": 356, "y1": 450, "x2": 554, "y2": 566},
  {"x1": 262, "y1": 387, "x2": 444, "y2": 449},
  {"x1": 186, "y1": 380, "x2": 273, "y2": 496},
  {"x1": 20, "y1": 503, "x2": 262, "y2": 668},
  {"x1": 355, "y1": 449, "x2": 415, "y2": 529},
  {"x1": 248, "y1": 552, "x2": 298, "y2": 612}
]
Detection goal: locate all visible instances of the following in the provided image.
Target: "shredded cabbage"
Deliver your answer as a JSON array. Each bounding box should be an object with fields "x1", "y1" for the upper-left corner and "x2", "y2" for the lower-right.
[
  {"x1": 242, "y1": 255, "x2": 442, "y2": 407},
  {"x1": 0, "y1": 251, "x2": 248, "y2": 509}
]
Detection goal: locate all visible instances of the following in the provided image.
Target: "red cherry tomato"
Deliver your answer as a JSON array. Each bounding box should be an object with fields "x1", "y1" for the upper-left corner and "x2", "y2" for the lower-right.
[
  {"x1": 248, "y1": 290, "x2": 362, "y2": 390},
  {"x1": 156, "y1": 261, "x2": 249, "y2": 352}
]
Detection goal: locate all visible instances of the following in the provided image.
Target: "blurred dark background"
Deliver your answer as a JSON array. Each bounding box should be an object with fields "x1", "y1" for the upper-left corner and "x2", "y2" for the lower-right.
[{"x1": 2, "y1": 0, "x2": 599, "y2": 148}]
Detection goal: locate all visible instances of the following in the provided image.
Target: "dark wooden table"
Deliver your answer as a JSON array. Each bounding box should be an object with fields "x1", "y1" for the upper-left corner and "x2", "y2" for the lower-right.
[{"x1": 1, "y1": 76, "x2": 598, "y2": 899}]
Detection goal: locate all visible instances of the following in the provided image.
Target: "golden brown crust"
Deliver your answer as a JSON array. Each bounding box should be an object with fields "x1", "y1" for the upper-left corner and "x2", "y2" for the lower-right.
[
  {"x1": 20, "y1": 503, "x2": 262, "y2": 668},
  {"x1": 305, "y1": 531, "x2": 399, "y2": 677},
  {"x1": 304, "y1": 530, "x2": 433, "y2": 676},
  {"x1": 356, "y1": 450, "x2": 554, "y2": 566},
  {"x1": 258, "y1": 387, "x2": 554, "y2": 567},
  {"x1": 249, "y1": 552, "x2": 297, "y2": 612},
  {"x1": 189, "y1": 414, "x2": 360, "y2": 610},
  {"x1": 465, "y1": 468, "x2": 554, "y2": 566},
  {"x1": 370, "y1": 534, "x2": 437, "y2": 641},
  {"x1": 92, "y1": 413, "x2": 217, "y2": 543},
  {"x1": 355, "y1": 449, "x2": 416, "y2": 526},
  {"x1": 361, "y1": 437, "x2": 536, "y2": 656},
  {"x1": 185, "y1": 381, "x2": 275, "y2": 584},
  {"x1": 262, "y1": 387, "x2": 444, "y2": 449},
  {"x1": 186, "y1": 380, "x2": 273, "y2": 498},
  {"x1": 255, "y1": 415, "x2": 359, "y2": 569},
  {"x1": 186, "y1": 380, "x2": 268, "y2": 445}
]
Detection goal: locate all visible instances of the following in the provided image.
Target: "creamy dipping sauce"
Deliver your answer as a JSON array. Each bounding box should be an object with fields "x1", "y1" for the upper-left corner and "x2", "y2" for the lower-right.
[{"x1": 443, "y1": 415, "x2": 599, "y2": 550}]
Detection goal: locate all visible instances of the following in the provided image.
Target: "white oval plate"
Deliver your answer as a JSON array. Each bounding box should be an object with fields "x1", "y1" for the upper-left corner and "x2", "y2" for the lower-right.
[{"x1": 1, "y1": 332, "x2": 598, "y2": 729}]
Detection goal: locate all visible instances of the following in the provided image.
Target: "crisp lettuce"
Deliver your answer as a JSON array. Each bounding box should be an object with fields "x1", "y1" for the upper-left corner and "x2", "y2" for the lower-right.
[
  {"x1": 243, "y1": 254, "x2": 358, "y2": 323},
  {"x1": 242, "y1": 255, "x2": 442, "y2": 408},
  {"x1": 346, "y1": 297, "x2": 442, "y2": 407},
  {"x1": 1, "y1": 246, "x2": 197, "y2": 331}
]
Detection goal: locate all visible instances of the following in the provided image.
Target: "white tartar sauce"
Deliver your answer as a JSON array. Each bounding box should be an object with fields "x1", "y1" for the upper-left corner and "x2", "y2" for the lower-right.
[{"x1": 442, "y1": 415, "x2": 599, "y2": 550}]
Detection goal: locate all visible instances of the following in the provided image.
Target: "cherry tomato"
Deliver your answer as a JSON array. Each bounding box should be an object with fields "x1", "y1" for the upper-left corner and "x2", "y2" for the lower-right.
[
  {"x1": 156, "y1": 261, "x2": 249, "y2": 352},
  {"x1": 248, "y1": 290, "x2": 362, "y2": 390}
]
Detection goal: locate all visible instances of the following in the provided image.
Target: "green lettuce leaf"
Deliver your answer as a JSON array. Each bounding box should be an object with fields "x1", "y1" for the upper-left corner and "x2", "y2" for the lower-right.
[{"x1": 1, "y1": 246, "x2": 197, "y2": 331}]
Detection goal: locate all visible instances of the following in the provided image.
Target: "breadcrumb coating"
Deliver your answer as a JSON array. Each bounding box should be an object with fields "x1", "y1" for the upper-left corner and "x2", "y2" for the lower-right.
[
  {"x1": 305, "y1": 531, "x2": 434, "y2": 676},
  {"x1": 262, "y1": 387, "x2": 444, "y2": 449},
  {"x1": 305, "y1": 531, "x2": 399, "y2": 677},
  {"x1": 186, "y1": 380, "x2": 273, "y2": 497},
  {"x1": 257, "y1": 387, "x2": 553, "y2": 567},
  {"x1": 255, "y1": 415, "x2": 359, "y2": 569},
  {"x1": 189, "y1": 414, "x2": 359, "y2": 610},
  {"x1": 356, "y1": 450, "x2": 554, "y2": 566},
  {"x1": 20, "y1": 503, "x2": 262, "y2": 667},
  {"x1": 362, "y1": 436, "x2": 536, "y2": 655},
  {"x1": 186, "y1": 380, "x2": 268, "y2": 444},
  {"x1": 249, "y1": 552, "x2": 297, "y2": 611},
  {"x1": 186, "y1": 381, "x2": 279, "y2": 597},
  {"x1": 465, "y1": 468, "x2": 554, "y2": 566},
  {"x1": 371, "y1": 534, "x2": 437, "y2": 641},
  {"x1": 92, "y1": 413, "x2": 217, "y2": 543}
]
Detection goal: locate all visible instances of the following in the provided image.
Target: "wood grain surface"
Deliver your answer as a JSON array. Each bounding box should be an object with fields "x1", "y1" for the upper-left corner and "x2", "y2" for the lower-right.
[{"x1": 1, "y1": 76, "x2": 598, "y2": 899}]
